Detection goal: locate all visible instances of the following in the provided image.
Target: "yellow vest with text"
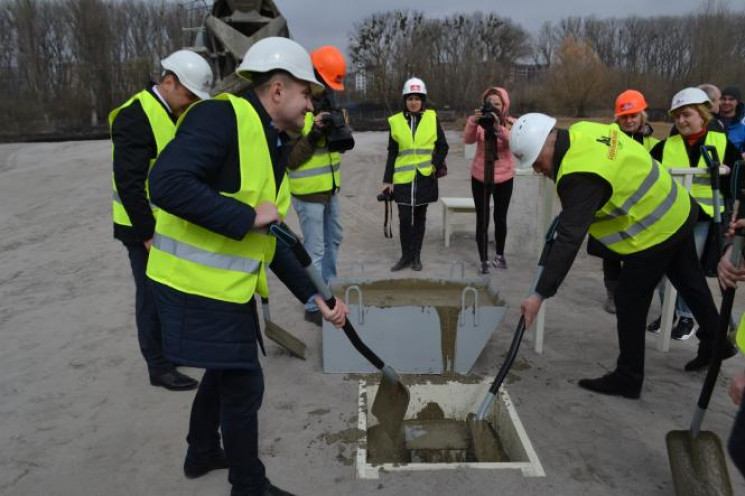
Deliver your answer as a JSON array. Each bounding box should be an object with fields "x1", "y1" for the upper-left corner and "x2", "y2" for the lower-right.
[
  {"x1": 389, "y1": 110, "x2": 436, "y2": 185},
  {"x1": 557, "y1": 122, "x2": 691, "y2": 255},
  {"x1": 661, "y1": 132, "x2": 727, "y2": 218},
  {"x1": 146, "y1": 93, "x2": 290, "y2": 303},
  {"x1": 288, "y1": 112, "x2": 341, "y2": 195},
  {"x1": 109, "y1": 90, "x2": 175, "y2": 227}
]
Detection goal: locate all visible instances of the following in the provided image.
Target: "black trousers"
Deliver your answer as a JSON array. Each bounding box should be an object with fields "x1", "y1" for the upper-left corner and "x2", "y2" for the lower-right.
[
  {"x1": 471, "y1": 177, "x2": 513, "y2": 261},
  {"x1": 613, "y1": 232, "x2": 716, "y2": 385},
  {"x1": 187, "y1": 368, "x2": 267, "y2": 496},
  {"x1": 397, "y1": 204, "x2": 428, "y2": 261},
  {"x1": 729, "y1": 399, "x2": 745, "y2": 479},
  {"x1": 602, "y1": 258, "x2": 622, "y2": 291},
  {"x1": 125, "y1": 243, "x2": 173, "y2": 376}
]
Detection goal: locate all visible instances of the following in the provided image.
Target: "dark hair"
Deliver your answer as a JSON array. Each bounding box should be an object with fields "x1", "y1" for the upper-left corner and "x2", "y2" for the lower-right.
[
  {"x1": 251, "y1": 69, "x2": 294, "y2": 89},
  {"x1": 403, "y1": 93, "x2": 426, "y2": 111},
  {"x1": 483, "y1": 88, "x2": 500, "y2": 102},
  {"x1": 159, "y1": 70, "x2": 179, "y2": 84}
]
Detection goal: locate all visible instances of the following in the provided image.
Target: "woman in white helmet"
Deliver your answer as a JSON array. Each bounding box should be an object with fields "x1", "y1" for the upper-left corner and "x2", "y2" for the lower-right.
[
  {"x1": 644, "y1": 87, "x2": 741, "y2": 344},
  {"x1": 381, "y1": 77, "x2": 449, "y2": 271}
]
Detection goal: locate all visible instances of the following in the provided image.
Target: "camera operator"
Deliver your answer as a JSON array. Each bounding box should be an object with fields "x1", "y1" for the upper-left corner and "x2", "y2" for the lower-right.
[
  {"x1": 287, "y1": 45, "x2": 350, "y2": 326},
  {"x1": 463, "y1": 87, "x2": 516, "y2": 274}
]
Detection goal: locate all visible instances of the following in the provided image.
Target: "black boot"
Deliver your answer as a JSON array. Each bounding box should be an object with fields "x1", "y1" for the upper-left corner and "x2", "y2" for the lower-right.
[
  {"x1": 684, "y1": 340, "x2": 737, "y2": 371},
  {"x1": 411, "y1": 255, "x2": 422, "y2": 271},
  {"x1": 577, "y1": 372, "x2": 641, "y2": 399},
  {"x1": 391, "y1": 257, "x2": 411, "y2": 271}
]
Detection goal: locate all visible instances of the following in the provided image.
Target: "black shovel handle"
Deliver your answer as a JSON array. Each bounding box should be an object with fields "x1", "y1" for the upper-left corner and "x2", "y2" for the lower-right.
[
  {"x1": 701, "y1": 145, "x2": 723, "y2": 227},
  {"x1": 486, "y1": 216, "x2": 560, "y2": 396},
  {"x1": 269, "y1": 223, "x2": 385, "y2": 371},
  {"x1": 697, "y1": 192, "x2": 745, "y2": 412}
]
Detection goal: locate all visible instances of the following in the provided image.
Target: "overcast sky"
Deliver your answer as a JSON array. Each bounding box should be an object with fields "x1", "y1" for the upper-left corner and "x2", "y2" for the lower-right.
[{"x1": 275, "y1": 0, "x2": 716, "y2": 56}]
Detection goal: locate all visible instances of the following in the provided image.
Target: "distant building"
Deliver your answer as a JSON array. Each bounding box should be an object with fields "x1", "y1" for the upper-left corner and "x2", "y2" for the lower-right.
[
  {"x1": 510, "y1": 56, "x2": 547, "y2": 82},
  {"x1": 349, "y1": 66, "x2": 368, "y2": 95}
]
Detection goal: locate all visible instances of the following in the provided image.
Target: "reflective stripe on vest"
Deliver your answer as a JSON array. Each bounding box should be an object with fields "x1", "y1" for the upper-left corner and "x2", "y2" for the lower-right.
[
  {"x1": 288, "y1": 112, "x2": 341, "y2": 195},
  {"x1": 109, "y1": 90, "x2": 175, "y2": 227},
  {"x1": 389, "y1": 110, "x2": 436, "y2": 185},
  {"x1": 660, "y1": 132, "x2": 727, "y2": 218},
  {"x1": 557, "y1": 122, "x2": 690, "y2": 255},
  {"x1": 146, "y1": 93, "x2": 291, "y2": 303}
]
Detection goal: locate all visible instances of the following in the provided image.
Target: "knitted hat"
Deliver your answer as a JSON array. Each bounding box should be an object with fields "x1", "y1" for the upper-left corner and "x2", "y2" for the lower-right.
[{"x1": 722, "y1": 86, "x2": 742, "y2": 101}]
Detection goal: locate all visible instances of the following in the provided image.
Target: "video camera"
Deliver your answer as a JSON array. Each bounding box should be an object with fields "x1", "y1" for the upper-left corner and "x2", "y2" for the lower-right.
[
  {"x1": 315, "y1": 91, "x2": 355, "y2": 152},
  {"x1": 478, "y1": 101, "x2": 502, "y2": 129}
]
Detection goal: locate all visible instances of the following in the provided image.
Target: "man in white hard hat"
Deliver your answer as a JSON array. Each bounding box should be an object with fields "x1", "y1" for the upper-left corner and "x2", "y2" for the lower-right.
[
  {"x1": 145, "y1": 37, "x2": 348, "y2": 496},
  {"x1": 109, "y1": 49, "x2": 213, "y2": 391},
  {"x1": 512, "y1": 113, "x2": 734, "y2": 400}
]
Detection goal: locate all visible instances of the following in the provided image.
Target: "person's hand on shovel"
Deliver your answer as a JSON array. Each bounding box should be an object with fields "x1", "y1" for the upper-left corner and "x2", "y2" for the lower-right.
[
  {"x1": 315, "y1": 295, "x2": 348, "y2": 328},
  {"x1": 520, "y1": 293, "x2": 544, "y2": 328},
  {"x1": 729, "y1": 372, "x2": 745, "y2": 405}
]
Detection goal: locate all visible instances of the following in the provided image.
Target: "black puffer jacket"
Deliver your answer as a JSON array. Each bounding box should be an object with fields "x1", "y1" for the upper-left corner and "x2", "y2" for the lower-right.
[{"x1": 383, "y1": 110, "x2": 449, "y2": 206}]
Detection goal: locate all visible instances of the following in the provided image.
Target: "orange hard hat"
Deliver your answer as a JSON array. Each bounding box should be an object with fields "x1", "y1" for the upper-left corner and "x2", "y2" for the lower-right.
[
  {"x1": 311, "y1": 46, "x2": 346, "y2": 91},
  {"x1": 615, "y1": 89, "x2": 648, "y2": 116}
]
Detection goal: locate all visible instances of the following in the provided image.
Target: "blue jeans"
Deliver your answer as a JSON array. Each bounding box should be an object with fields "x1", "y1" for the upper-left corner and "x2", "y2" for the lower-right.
[
  {"x1": 657, "y1": 220, "x2": 710, "y2": 318},
  {"x1": 292, "y1": 195, "x2": 343, "y2": 312}
]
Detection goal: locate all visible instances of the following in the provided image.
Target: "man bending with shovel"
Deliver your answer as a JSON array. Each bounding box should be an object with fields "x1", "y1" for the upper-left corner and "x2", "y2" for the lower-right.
[{"x1": 514, "y1": 114, "x2": 736, "y2": 399}]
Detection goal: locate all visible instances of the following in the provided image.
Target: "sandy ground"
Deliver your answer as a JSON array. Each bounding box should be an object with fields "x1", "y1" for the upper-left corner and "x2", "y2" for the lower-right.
[{"x1": 1, "y1": 131, "x2": 745, "y2": 496}]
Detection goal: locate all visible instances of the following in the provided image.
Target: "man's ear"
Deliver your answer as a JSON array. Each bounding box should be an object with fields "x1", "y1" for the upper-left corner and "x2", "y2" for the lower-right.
[{"x1": 270, "y1": 79, "x2": 284, "y2": 103}]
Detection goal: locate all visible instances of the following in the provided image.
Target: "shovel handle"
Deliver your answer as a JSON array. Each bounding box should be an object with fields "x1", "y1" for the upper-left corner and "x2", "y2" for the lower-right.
[
  {"x1": 481, "y1": 216, "x2": 560, "y2": 412},
  {"x1": 701, "y1": 146, "x2": 723, "y2": 225},
  {"x1": 269, "y1": 223, "x2": 386, "y2": 371},
  {"x1": 695, "y1": 196, "x2": 745, "y2": 417}
]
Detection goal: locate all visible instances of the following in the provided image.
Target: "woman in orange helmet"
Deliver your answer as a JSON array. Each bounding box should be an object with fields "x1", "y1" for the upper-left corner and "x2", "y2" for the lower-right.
[
  {"x1": 614, "y1": 89, "x2": 659, "y2": 151},
  {"x1": 598, "y1": 90, "x2": 659, "y2": 314}
]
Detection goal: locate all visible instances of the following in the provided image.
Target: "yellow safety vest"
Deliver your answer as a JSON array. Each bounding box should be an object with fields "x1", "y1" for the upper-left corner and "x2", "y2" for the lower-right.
[
  {"x1": 557, "y1": 122, "x2": 691, "y2": 255},
  {"x1": 146, "y1": 93, "x2": 290, "y2": 303},
  {"x1": 736, "y1": 313, "x2": 745, "y2": 354},
  {"x1": 661, "y1": 131, "x2": 727, "y2": 218},
  {"x1": 109, "y1": 90, "x2": 175, "y2": 227},
  {"x1": 288, "y1": 112, "x2": 341, "y2": 195},
  {"x1": 642, "y1": 135, "x2": 660, "y2": 153},
  {"x1": 389, "y1": 109, "x2": 436, "y2": 185}
]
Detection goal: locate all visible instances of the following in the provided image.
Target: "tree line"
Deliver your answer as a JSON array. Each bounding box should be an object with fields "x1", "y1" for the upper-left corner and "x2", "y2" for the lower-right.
[
  {"x1": 2, "y1": 0, "x2": 745, "y2": 138},
  {"x1": 348, "y1": 2, "x2": 745, "y2": 118},
  {"x1": 0, "y1": 0, "x2": 206, "y2": 137}
]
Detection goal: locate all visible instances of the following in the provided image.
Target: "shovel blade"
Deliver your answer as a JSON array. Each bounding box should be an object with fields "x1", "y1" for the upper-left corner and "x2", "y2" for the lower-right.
[
  {"x1": 264, "y1": 320, "x2": 307, "y2": 360},
  {"x1": 666, "y1": 430, "x2": 733, "y2": 496},
  {"x1": 467, "y1": 413, "x2": 506, "y2": 462},
  {"x1": 371, "y1": 373, "x2": 410, "y2": 441}
]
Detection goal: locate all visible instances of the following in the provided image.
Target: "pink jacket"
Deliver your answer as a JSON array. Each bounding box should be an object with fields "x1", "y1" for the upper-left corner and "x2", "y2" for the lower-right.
[{"x1": 463, "y1": 87, "x2": 516, "y2": 184}]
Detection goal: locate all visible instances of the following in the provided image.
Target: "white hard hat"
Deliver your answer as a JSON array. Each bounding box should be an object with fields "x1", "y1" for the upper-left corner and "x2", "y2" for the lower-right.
[
  {"x1": 236, "y1": 37, "x2": 323, "y2": 93},
  {"x1": 402, "y1": 77, "x2": 427, "y2": 96},
  {"x1": 161, "y1": 50, "x2": 213, "y2": 100},
  {"x1": 510, "y1": 113, "x2": 557, "y2": 170},
  {"x1": 669, "y1": 87, "x2": 711, "y2": 113}
]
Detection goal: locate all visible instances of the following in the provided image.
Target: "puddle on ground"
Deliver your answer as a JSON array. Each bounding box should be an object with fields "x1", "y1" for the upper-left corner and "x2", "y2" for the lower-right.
[{"x1": 366, "y1": 418, "x2": 508, "y2": 465}]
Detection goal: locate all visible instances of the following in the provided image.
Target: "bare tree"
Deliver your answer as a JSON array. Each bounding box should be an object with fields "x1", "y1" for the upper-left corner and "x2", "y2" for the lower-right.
[{"x1": 546, "y1": 37, "x2": 610, "y2": 116}]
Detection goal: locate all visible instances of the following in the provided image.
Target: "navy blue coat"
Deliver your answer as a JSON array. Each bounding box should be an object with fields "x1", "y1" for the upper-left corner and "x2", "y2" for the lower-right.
[{"x1": 148, "y1": 89, "x2": 316, "y2": 370}]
